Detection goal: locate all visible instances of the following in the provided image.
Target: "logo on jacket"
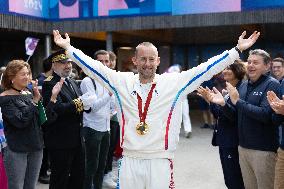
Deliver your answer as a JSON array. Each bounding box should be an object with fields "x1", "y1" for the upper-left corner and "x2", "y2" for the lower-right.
[{"x1": 253, "y1": 91, "x2": 263, "y2": 96}]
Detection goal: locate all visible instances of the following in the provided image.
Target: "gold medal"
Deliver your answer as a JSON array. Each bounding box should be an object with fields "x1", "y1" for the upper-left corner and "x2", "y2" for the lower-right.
[
  {"x1": 136, "y1": 83, "x2": 156, "y2": 136},
  {"x1": 136, "y1": 122, "x2": 149, "y2": 135}
]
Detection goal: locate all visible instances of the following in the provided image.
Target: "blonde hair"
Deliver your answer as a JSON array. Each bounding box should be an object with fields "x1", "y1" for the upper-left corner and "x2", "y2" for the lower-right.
[{"x1": 1, "y1": 60, "x2": 31, "y2": 90}]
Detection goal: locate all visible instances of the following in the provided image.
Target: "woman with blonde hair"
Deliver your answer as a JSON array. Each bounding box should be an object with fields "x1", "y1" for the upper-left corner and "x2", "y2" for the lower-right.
[{"x1": 0, "y1": 60, "x2": 43, "y2": 189}]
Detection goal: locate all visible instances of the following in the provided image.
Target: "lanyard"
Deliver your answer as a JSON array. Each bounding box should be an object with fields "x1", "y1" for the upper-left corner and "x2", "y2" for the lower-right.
[{"x1": 137, "y1": 84, "x2": 156, "y2": 123}]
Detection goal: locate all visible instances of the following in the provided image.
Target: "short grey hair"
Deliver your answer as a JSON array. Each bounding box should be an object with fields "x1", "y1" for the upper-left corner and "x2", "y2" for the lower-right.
[
  {"x1": 249, "y1": 49, "x2": 271, "y2": 65},
  {"x1": 135, "y1": 42, "x2": 158, "y2": 57}
]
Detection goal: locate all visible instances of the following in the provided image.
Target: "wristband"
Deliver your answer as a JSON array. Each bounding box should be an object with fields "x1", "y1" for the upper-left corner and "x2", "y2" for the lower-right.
[{"x1": 235, "y1": 46, "x2": 242, "y2": 54}]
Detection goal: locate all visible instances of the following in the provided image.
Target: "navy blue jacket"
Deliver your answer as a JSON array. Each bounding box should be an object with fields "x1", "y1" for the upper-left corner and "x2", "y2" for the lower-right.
[
  {"x1": 210, "y1": 82, "x2": 241, "y2": 148},
  {"x1": 236, "y1": 75, "x2": 280, "y2": 152},
  {"x1": 272, "y1": 81, "x2": 284, "y2": 150}
]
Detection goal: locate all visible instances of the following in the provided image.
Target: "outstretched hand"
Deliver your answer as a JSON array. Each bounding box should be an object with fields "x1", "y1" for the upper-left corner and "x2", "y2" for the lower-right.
[
  {"x1": 237, "y1": 31, "x2": 260, "y2": 52},
  {"x1": 53, "y1": 30, "x2": 71, "y2": 49}
]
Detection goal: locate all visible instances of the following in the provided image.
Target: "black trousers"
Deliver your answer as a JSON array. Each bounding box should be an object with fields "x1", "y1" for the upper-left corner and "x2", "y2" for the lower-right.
[
  {"x1": 82, "y1": 127, "x2": 110, "y2": 189},
  {"x1": 219, "y1": 147, "x2": 245, "y2": 189},
  {"x1": 48, "y1": 146, "x2": 84, "y2": 189},
  {"x1": 105, "y1": 120, "x2": 120, "y2": 174}
]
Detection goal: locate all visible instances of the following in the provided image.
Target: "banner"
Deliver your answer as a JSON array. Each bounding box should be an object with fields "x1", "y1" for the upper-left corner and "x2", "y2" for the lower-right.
[
  {"x1": 59, "y1": 0, "x2": 79, "y2": 19},
  {"x1": 25, "y1": 37, "x2": 39, "y2": 56},
  {"x1": 9, "y1": 0, "x2": 45, "y2": 17},
  {"x1": 172, "y1": 0, "x2": 241, "y2": 15},
  {"x1": 1, "y1": 0, "x2": 284, "y2": 20}
]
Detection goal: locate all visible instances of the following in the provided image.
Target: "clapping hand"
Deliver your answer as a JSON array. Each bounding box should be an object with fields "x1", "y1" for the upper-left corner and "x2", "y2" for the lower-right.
[
  {"x1": 51, "y1": 78, "x2": 64, "y2": 102},
  {"x1": 267, "y1": 91, "x2": 284, "y2": 115},
  {"x1": 226, "y1": 82, "x2": 239, "y2": 105},
  {"x1": 197, "y1": 86, "x2": 211, "y2": 103},
  {"x1": 32, "y1": 79, "x2": 41, "y2": 104},
  {"x1": 197, "y1": 86, "x2": 226, "y2": 106}
]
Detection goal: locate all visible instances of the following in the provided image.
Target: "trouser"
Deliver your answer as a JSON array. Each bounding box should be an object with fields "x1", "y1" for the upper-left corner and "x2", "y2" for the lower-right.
[
  {"x1": 3, "y1": 146, "x2": 43, "y2": 189},
  {"x1": 82, "y1": 127, "x2": 110, "y2": 189},
  {"x1": 219, "y1": 147, "x2": 244, "y2": 189},
  {"x1": 39, "y1": 147, "x2": 49, "y2": 176},
  {"x1": 182, "y1": 98, "x2": 192, "y2": 133},
  {"x1": 274, "y1": 147, "x2": 284, "y2": 189},
  {"x1": 0, "y1": 152, "x2": 8, "y2": 189},
  {"x1": 118, "y1": 156, "x2": 175, "y2": 189},
  {"x1": 238, "y1": 146, "x2": 276, "y2": 189},
  {"x1": 48, "y1": 146, "x2": 84, "y2": 189},
  {"x1": 105, "y1": 120, "x2": 120, "y2": 174}
]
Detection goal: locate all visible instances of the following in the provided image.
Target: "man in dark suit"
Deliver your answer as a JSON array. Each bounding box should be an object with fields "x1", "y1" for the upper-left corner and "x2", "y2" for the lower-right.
[{"x1": 42, "y1": 50, "x2": 85, "y2": 189}]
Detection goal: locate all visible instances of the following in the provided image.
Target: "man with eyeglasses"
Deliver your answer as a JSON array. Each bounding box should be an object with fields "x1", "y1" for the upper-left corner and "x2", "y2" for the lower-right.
[{"x1": 52, "y1": 30, "x2": 259, "y2": 189}]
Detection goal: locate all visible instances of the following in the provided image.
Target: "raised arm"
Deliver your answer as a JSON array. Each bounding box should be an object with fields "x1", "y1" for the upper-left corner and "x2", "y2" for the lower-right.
[
  {"x1": 53, "y1": 30, "x2": 122, "y2": 92},
  {"x1": 178, "y1": 31, "x2": 260, "y2": 95}
]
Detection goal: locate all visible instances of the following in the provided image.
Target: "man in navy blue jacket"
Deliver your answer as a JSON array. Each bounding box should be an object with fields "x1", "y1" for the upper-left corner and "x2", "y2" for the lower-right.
[
  {"x1": 226, "y1": 49, "x2": 280, "y2": 189},
  {"x1": 267, "y1": 80, "x2": 284, "y2": 189}
]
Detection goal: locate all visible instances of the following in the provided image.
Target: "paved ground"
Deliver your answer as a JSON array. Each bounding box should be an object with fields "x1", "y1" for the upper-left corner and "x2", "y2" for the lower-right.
[
  {"x1": 174, "y1": 111, "x2": 226, "y2": 189},
  {"x1": 37, "y1": 110, "x2": 226, "y2": 189}
]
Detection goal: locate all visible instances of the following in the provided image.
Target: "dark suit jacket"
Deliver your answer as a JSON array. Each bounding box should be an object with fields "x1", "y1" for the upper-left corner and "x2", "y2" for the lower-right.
[
  {"x1": 209, "y1": 82, "x2": 242, "y2": 148},
  {"x1": 42, "y1": 73, "x2": 83, "y2": 150}
]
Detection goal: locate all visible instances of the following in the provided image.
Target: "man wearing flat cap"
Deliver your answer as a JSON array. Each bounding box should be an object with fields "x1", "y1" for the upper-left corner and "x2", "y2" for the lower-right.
[{"x1": 42, "y1": 49, "x2": 90, "y2": 189}]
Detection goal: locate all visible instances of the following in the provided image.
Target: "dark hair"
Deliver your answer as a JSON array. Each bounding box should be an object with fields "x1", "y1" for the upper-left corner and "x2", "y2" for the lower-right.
[
  {"x1": 272, "y1": 57, "x2": 284, "y2": 67},
  {"x1": 249, "y1": 49, "x2": 271, "y2": 65},
  {"x1": 1, "y1": 60, "x2": 31, "y2": 90},
  {"x1": 43, "y1": 57, "x2": 52, "y2": 72},
  {"x1": 94, "y1": 50, "x2": 109, "y2": 60},
  {"x1": 227, "y1": 60, "x2": 246, "y2": 81}
]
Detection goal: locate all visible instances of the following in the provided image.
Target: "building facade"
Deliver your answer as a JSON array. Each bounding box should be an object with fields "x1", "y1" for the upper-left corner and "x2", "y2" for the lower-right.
[{"x1": 1, "y1": 0, "x2": 284, "y2": 76}]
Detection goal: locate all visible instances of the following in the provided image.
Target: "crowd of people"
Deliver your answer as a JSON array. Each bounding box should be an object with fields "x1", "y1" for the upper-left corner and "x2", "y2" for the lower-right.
[
  {"x1": 1, "y1": 29, "x2": 284, "y2": 189},
  {"x1": 0, "y1": 48, "x2": 121, "y2": 189},
  {"x1": 197, "y1": 52, "x2": 284, "y2": 189}
]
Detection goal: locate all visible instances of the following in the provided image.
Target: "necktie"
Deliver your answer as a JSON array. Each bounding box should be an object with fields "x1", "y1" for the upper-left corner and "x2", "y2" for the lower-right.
[{"x1": 65, "y1": 78, "x2": 76, "y2": 96}]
